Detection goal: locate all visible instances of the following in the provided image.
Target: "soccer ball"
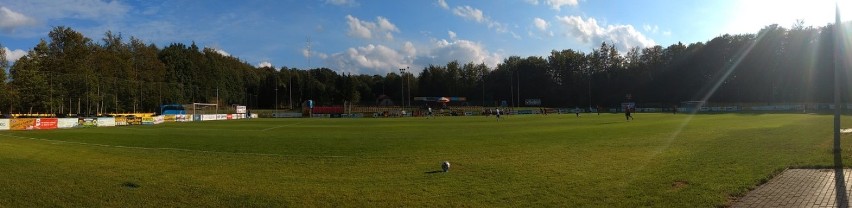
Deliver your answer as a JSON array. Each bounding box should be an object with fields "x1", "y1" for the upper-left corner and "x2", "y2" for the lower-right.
[{"x1": 441, "y1": 161, "x2": 451, "y2": 172}]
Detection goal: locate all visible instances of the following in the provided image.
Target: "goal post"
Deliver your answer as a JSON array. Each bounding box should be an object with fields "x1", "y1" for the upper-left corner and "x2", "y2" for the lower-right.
[{"x1": 191, "y1": 103, "x2": 219, "y2": 115}]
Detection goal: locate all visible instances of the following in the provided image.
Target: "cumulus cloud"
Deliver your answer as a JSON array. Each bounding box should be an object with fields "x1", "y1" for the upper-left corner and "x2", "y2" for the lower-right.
[
  {"x1": 436, "y1": 0, "x2": 449, "y2": 10},
  {"x1": 327, "y1": 42, "x2": 417, "y2": 74},
  {"x1": 256, "y1": 61, "x2": 273, "y2": 68},
  {"x1": 557, "y1": 16, "x2": 655, "y2": 51},
  {"x1": 345, "y1": 15, "x2": 400, "y2": 40},
  {"x1": 452, "y1": 5, "x2": 508, "y2": 33},
  {"x1": 3, "y1": 47, "x2": 27, "y2": 62},
  {"x1": 545, "y1": 0, "x2": 578, "y2": 11},
  {"x1": 326, "y1": 0, "x2": 358, "y2": 7},
  {"x1": 0, "y1": 6, "x2": 36, "y2": 32},
  {"x1": 533, "y1": 17, "x2": 548, "y2": 31},
  {"x1": 527, "y1": 0, "x2": 578, "y2": 11},
  {"x1": 448, "y1": 30, "x2": 457, "y2": 40},
  {"x1": 416, "y1": 39, "x2": 502, "y2": 69},
  {"x1": 206, "y1": 47, "x2": 230, "y2": 57}
]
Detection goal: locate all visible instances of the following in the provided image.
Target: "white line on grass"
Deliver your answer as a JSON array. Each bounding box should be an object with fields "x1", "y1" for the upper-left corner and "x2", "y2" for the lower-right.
[{"x1": 260, "y1": 120, "x2": 313, "y2": 131}]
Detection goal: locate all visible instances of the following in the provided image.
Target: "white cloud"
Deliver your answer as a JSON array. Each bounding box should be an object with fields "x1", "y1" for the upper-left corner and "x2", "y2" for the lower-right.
[
  {"x1": 544, "y1": 0, "x2": 578, "y2": 11},
  {"x1": 257, "y1": 61, "x2": 273, "y2": 68},
  {"x1": 206, "y1": 47, "x2": 230, "y2": 57},
  {"x1": 662, "y1": 30, "x2": 672, "y2": 36},
  {"x1": 436, "y1": 0, "x2": 449, "y2": 10},
  {"x1": 533, "y1": 17, "x2": 549, "y2": 31},
  {"x1": 453, "y1": 6, "x2": 485, "y2": 23},
  {"x1": 526, "y1": 0, "x2": 579, "y2": 11},
  {"x1": 327, "y1": 43, "x2": 416, "y2": 74},
  {"x1": 452, "y1": 5, "x2": 508, "y2": 33},
  {"x1": 448, "y1": 30, "x2": 457, "y2": 40},
  {"x1": 3, "y1": 47, "x2": 27, "y2": 62},
  {"x1": 345, "y1": 15, "x2": 400, "y2": 40},
  {"x1": 643, "y1": 24, "x2": 659, "y2": 33},
  {"x1": 416, "y1": 39, "x2": 502, "y2": 69},
  {"x1": 557, "y1": 15, "x2": 655, "y2": 51},
  {"x1": 326, "y1": 0, "x2": 358, "y2": 7},
  {"x1": 0, "y1": 6, "x2": 36, "y2": 32}
]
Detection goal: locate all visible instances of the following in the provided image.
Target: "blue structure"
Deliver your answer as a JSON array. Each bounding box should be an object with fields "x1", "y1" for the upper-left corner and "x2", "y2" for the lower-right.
[{"x1": 160, "y1": 104, "x2": 186, "y2": 115}]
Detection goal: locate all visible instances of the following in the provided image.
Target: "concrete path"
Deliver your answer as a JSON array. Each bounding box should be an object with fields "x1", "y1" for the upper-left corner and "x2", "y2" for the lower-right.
[{"x1": 732, "y1": 169, "x2": 852, "y2": 208}]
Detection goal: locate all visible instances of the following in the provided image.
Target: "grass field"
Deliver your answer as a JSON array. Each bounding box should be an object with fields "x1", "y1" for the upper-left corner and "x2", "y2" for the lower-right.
[{"x1": 0, "y1": 113, "x2": 850, "y2": 207}]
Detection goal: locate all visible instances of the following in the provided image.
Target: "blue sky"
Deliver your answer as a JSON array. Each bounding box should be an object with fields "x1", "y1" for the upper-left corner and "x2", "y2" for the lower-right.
[{"x1": 1, "y1": 0, "x2": 850, "y2": 75}]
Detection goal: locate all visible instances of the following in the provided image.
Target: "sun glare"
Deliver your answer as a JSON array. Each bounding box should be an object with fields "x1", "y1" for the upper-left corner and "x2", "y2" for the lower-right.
[{"x1": 726, "y1": 1, "x2": 851, "y2": 34}]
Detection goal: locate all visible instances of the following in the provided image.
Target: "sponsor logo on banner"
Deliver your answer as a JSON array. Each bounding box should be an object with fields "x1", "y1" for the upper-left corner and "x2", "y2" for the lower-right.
[
  {"x1": 34, "y1": 118, "x2": 58, "y2": 130},
  {"x1": 78, "y1": 118, "x2": 98, "y2": 127},
  {"x1": 142, "y1": 117, "x2": 155, "y2": 125},
  {"x1": 11, "y1": 118, "x2": 35, "y2": 130},
  {"x1": 164, "y1": 115, "x2": 176, "y2": 122},
  {"x1": 154, "y1": 116, "x2": 164, "y2": 124},
  {"x1": 227, "y1": 114, "x2": 233, "y2": 120},
  {"x1": 114, "y1": 117, "x2": 128, "y2": 126},
  {"x1": 0, "y1": 119, "x2": 9, "y2": 130},
  {"x1": 236, "y1": 106, "x2": 247, "y2": 114}
]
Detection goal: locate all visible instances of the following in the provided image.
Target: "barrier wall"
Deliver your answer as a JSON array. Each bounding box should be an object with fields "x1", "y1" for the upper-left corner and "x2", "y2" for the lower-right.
[
  {"x1": 2, "y1": 113, "x2": 252, "y2": 131},
  {"x1": 0, "y1": 119, "x2": 9, "y2": 130}
]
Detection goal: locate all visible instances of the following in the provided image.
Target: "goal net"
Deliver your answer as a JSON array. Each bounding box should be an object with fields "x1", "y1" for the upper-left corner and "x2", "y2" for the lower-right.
[{"x1": 191, "y1": 103, "x2": 219, "y2": 115}]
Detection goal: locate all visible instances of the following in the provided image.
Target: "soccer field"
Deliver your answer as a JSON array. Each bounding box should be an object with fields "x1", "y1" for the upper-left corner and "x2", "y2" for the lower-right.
[{"x1": 0, "y1": 113, "x2": 847, "y2": 207}]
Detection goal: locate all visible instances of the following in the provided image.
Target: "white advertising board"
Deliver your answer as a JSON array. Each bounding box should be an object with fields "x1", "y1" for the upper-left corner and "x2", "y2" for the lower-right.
[
  {"x1": 57, "y1": 118, "x2": 79, "y2": 129},
  {"x1": 0, "y1": 119, "x2": 9, "y2": 131},
  {"x1": 97, "y1": 117, "x2": 116, "y2": 127}
]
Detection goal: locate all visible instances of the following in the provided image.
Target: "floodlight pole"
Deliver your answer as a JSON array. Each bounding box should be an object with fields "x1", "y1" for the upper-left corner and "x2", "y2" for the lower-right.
[
  {"x1": 400, "y1": 68, "x2": 405, "y2": 111},
  {"x1": 407, "y1": 66, "x2": 410, "y2": 108},
  {"x1": 834, "y1": 5, "x2": 842, "y2": 154}
]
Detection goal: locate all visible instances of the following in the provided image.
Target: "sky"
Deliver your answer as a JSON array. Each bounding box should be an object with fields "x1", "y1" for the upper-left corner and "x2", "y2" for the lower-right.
[{"x1": 1, "y1": 0, "x2": 851, "y2": 75}]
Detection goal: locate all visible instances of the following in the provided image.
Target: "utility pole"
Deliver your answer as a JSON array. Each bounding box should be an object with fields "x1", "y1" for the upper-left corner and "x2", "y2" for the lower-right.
[
  {"x1": 406, "y1": 66, "x2": 410, "y2": 107},
  {"x1": 834, "y1": 4, "x2": 842, "y2": 154}
]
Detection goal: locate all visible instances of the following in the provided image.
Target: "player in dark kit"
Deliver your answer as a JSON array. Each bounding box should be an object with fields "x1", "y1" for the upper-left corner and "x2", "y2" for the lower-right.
[{"x1": 625, "y1": 107, "x2": 633, "y2": 121}]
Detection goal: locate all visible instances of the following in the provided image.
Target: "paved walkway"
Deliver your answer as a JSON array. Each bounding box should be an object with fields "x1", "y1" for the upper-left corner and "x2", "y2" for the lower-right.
[{"x1": 733, "y1": 169, "x2": 852, "y2": 208}]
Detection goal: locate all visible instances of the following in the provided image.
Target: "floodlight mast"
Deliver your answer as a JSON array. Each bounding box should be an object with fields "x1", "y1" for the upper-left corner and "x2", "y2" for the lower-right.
[{"x1": 834, "y1": 4, "x2": 842, "y2": 154}]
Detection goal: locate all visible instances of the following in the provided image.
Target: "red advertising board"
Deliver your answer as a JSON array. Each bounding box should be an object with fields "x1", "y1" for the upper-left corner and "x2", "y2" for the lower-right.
[
  {"x1": 35, "y1": 118, "x2": 58, "y2": 130},
  {"x1": 227, "y1": 114, "x2": 233, "y2": 120}
]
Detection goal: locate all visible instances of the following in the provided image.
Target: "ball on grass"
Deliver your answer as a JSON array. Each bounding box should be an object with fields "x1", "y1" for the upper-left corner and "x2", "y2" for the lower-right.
[{"x1": 441, "y1": 161, "x2": 451, "y2": 172}]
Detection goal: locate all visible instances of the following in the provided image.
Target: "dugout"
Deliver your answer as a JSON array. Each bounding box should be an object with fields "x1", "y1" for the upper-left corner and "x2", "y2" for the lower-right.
[{"x1": 160, "y1": 104, "x2": 186, "y2": 115}]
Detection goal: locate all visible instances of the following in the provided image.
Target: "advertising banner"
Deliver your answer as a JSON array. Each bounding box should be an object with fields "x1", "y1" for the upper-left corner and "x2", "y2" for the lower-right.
[
  {"x1": 193, "y1": 114, "x2": 201, "y2": 121},
  {"x1": 202, "y1": 114, "x2": 216, "y2": 121},
  {"x1": 164, "y1": 115, "x2": 176, "y2": 122},
  {"x1": 11, "y1": 118, "x2": 35, "y2": 130},
  {"x1": 216, "y1": 114, "x2": 227, "y2": 120},
  {"x1": 227, "y1": 114, "x2": 233, "y2": 120},
  {"x1": 0, "y1": 119, "x2": 9, "y2": 130},
  {"x1": 142, "y1": 117, "x2": 155, "y2": 125},
  {"x1": 236, "y1": 106, "x2": 247, "y2": 114},
  {"x1": 97, "y1": 117, "x2": 116, "y2": 127},
  {"x1": 58, "y1": 118, "x2": 78, "y2": 128},
  {"x1": 78, "y1": 118, "x2": 98, "y2": 127},
  {"x1": 154, "y1": 116, "x2": 164, "y2": 124},
  {"x1": 34, "y1": 118, "x2": 58, "y2": 130},
  {"x1": 114, "y1": 117, "x2": 128, "y2": 126}
]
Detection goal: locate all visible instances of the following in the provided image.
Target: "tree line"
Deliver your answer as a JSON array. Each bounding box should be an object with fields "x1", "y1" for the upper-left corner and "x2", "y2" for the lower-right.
[{"x1": 0, "y1": 23, "x2": 847, "y2": 114}]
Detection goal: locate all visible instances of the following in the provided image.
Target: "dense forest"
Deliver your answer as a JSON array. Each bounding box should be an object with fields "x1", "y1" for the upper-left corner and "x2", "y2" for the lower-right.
[{"x1": 0, "y1": 22, "x2": 848, "y2": 114}]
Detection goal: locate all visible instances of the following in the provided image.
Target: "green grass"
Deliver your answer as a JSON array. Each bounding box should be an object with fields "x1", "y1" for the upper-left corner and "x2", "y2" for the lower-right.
[{"x1": 0, "y1": 113, "x2": 849, "y2": 207}]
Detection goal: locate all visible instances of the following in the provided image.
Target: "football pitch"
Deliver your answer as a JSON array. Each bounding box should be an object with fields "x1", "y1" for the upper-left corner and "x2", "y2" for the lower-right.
[{"x1": 0, "y1": 113, "x2": 848, "y2": 207}]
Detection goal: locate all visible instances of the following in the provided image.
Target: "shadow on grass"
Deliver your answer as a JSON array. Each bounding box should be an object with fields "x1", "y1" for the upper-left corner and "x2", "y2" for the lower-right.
[{"x1": 424, "y1": 170, "x2": 445, "y2": 174}]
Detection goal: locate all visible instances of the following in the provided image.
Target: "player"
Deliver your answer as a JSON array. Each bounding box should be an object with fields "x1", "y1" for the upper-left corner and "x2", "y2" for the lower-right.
[
  {"x1": 625, "y1": 107, "x2": 633, "y2": 121},
  {"x1": 574, "y1": 107, "x2": 581, "y2": 117},
  {"x1": 495, "y1": 108, "x2": 501, "y2": 120},
  {"x1": 427, "y1": 107, "x2": 434, "y2": 119}
]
